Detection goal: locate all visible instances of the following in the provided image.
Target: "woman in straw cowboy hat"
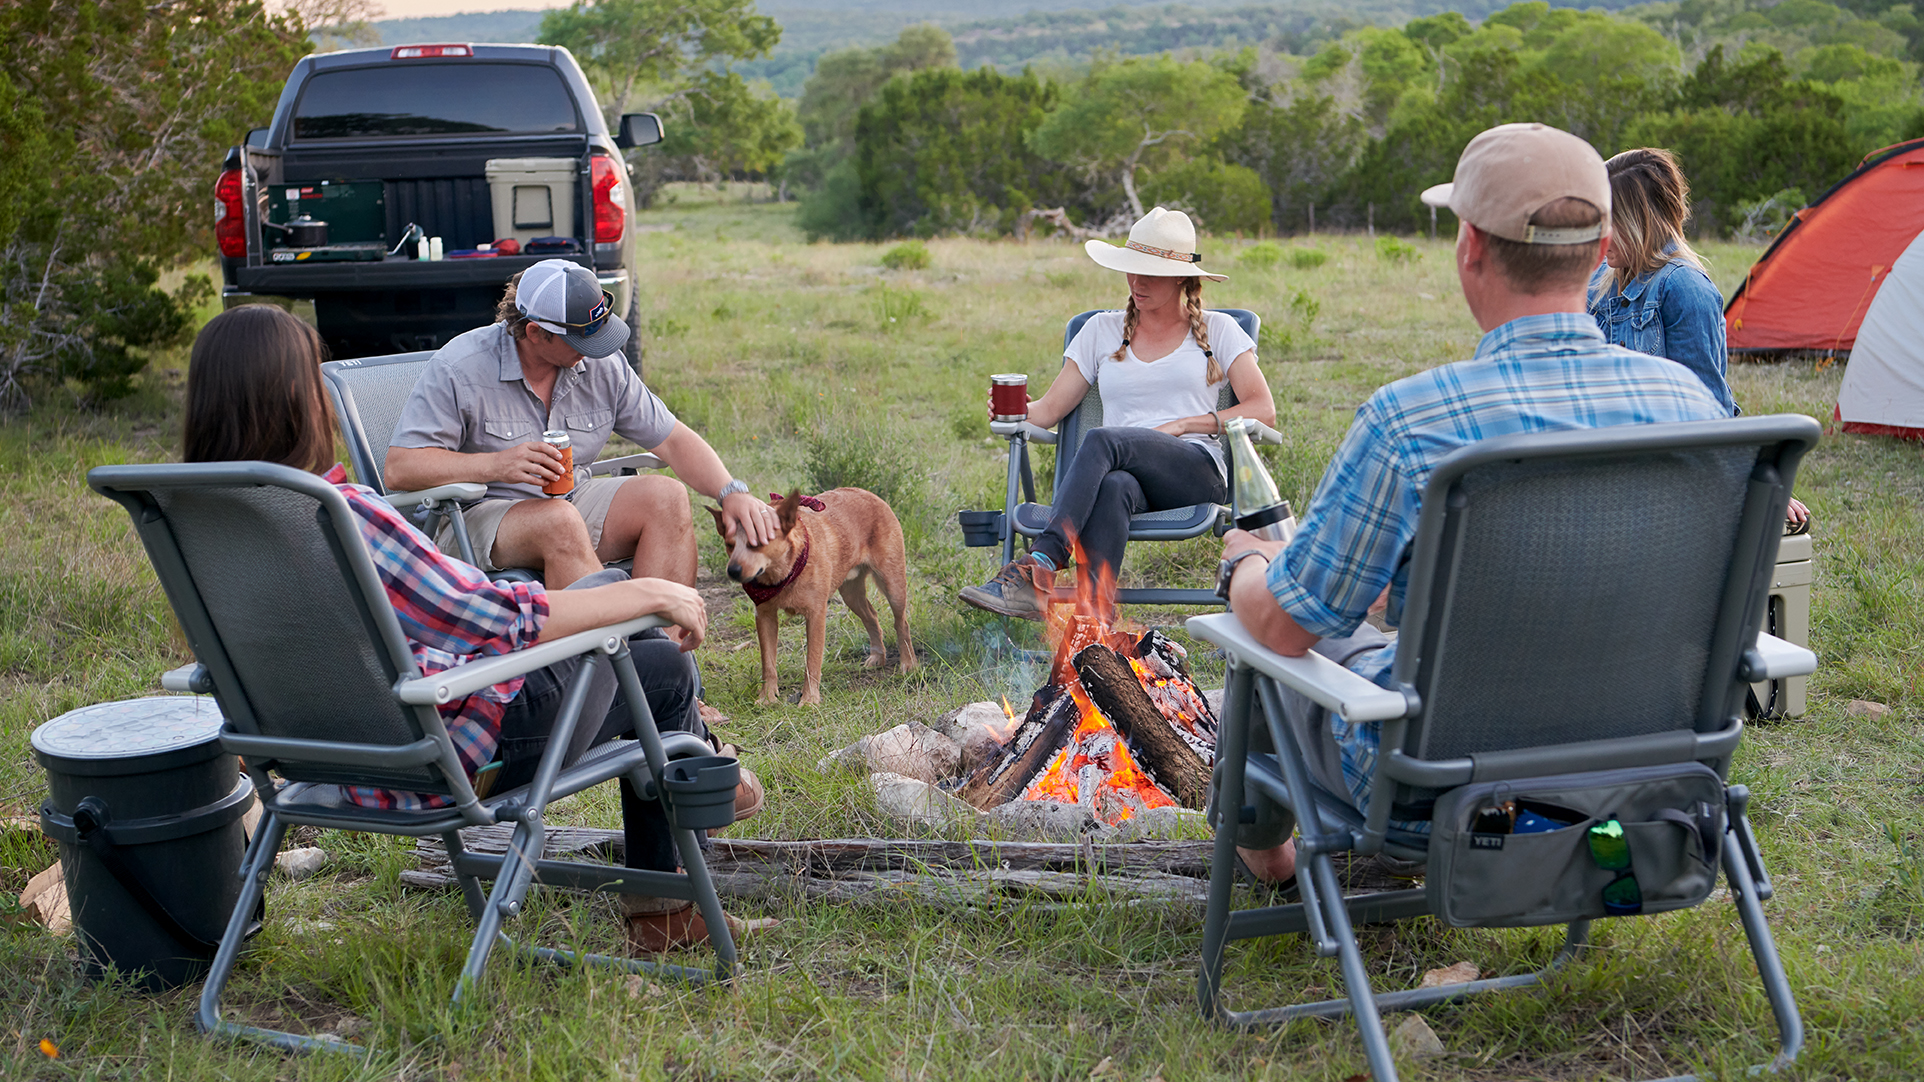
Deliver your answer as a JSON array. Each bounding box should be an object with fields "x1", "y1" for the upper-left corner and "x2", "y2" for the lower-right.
[{"x1": 960, "y1": 207, "x2": 1276, "y2": 619}]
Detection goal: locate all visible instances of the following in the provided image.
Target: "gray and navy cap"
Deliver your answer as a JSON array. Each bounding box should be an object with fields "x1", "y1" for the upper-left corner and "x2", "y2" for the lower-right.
[{"x1": 514, "y1": 259, "x2": 630, "y2": 358}]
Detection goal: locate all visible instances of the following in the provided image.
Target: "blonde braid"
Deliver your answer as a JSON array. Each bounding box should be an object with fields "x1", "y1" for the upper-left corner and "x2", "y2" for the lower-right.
[
  {"x1": 1109, "y1": 295, "x2": 1141, "y2": 363},
  {"x1": 1183, "y1": 278, "x2": 1224, "y2": 384}
]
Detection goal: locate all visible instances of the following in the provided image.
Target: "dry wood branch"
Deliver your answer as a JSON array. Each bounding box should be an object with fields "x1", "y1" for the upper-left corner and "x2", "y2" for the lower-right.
[
  {"x1": 401, "y1": 826, "x2": 1215, "y2": 910},
  {"x1": 1073, "y1": 644, "x2": 1212, "y2": 809}
]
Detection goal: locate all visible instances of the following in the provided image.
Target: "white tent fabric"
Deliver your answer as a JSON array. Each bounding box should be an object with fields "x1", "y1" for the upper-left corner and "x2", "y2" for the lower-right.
[{"x1": 1839, "y1": 227, "x2": 1924, "y2": 436}]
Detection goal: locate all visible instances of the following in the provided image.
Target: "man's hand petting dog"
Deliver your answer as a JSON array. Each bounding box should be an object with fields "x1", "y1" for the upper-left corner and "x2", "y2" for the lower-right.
[{"x1": 720, "y1": 490, "x2": 780, "y2": 548}]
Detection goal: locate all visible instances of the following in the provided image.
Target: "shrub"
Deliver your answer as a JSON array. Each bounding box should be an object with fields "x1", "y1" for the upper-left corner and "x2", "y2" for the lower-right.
[
  {"x1": 1288, "y1": 246, "x2": 1330, "y2": 269},
  {"x1": 1375, "y1": 236, "x2": 1420, "y2": 263},
  {"x1": 1239, "y1": 241, "x2": 1284, "y2": 270},
  {"x1": 871, "y1": 285, "x2": 931, "y2": 330},
  {"x1": 647, "y1": 315, "x2": 689, "y2": 337},
  {"x1": 804, "y1": 420, "x2": 931, "y2": 539},
  {"x1": 881, "y1": 240, "x2": 931, "y2": 270},
  {"x1": 1138, "y1": 157, "x2": 1272, "y2": 236},
  {"x1": 1257, "y1": 288, "x2": 1323, "y2": 356}
]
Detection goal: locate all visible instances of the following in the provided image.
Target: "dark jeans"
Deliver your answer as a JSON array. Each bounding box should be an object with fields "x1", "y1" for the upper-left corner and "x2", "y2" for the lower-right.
[
  {"x1": 1036, "y1": 426, "x2": 1227, "y2": 578},
  {"x1": 493, "y1": 569, "x2": 707, "y2": 873}
]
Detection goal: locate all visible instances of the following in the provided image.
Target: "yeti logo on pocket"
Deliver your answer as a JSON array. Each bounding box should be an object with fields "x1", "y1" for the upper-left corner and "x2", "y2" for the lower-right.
[{"x1": 1470, "y1": 833, "x2": 1505, "y2": 850}]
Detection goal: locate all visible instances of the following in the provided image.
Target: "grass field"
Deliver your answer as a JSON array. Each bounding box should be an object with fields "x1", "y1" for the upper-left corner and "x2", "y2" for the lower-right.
[{"x1": 3, "y1": 185, "x2": 1921, "y2": 1080}]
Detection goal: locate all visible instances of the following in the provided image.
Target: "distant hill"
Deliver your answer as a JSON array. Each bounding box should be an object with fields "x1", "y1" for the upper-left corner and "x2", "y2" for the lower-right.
[{"x1": 365, "y1": 0, "x2": 1641, "y2": 98}]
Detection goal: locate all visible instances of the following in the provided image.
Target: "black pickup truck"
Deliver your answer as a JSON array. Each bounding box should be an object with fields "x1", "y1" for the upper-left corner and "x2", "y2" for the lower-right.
[{"x1": 216, "y1": 43, "x2": 661, "y2": 366}]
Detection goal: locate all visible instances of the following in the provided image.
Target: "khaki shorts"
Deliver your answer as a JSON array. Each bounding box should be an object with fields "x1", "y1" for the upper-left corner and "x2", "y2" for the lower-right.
[{"x1": 434, "y1": 477, "x2": 628, "y2": 573}]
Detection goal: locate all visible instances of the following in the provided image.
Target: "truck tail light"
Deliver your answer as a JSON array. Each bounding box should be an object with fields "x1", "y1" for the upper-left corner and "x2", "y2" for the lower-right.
[
  {"x1": 391, "y1": 44, "x2": 471, "y2": 59},
  {"x1": 215, "y1": 167, "x2": 246, "y2": 258},
  {"x1": 591, "y1": 155, "x2": 625, "y2": 244}
]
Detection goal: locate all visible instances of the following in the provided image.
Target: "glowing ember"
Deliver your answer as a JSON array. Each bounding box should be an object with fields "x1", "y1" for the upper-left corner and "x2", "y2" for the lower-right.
[{"x1": 1019, "y1": 682, "x2": 1177, "y2": 822}]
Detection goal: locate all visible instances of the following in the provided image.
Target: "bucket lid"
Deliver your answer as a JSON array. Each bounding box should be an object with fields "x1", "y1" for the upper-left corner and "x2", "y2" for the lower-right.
[{"x1": 32, "y1": 696, "x2": 227, "y2": 775}]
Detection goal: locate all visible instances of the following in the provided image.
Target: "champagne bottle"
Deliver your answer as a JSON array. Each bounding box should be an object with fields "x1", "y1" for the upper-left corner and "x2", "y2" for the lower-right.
[{"x1": 1223, "y1": 417, "x2": 1296, "y2": 543}]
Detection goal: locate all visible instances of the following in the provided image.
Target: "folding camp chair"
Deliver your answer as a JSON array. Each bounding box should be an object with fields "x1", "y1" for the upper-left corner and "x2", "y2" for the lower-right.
[
  {"x1": 321, "y1": 351, "x2": 662, "y2": 569},
  {"x1": 970, "y1": 309, "x2": 1285, "y2": 606},
  {"x1": 90, "y1": 461, "x2": 738, "y2": 1055},
  {"x1": 1189, "y1": 415, "x2": 1821, "y2": 1081}
]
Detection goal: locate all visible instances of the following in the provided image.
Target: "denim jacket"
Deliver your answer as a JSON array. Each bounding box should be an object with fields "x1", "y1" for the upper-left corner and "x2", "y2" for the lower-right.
[{"x1": 1587, "y1": 256, "x2": 1737, "y2": 415}]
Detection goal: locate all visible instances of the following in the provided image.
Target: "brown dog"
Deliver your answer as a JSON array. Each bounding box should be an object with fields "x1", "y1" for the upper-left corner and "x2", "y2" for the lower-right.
[{"x1": 707, "y1": 488, "x2": 915, "y2": 706}]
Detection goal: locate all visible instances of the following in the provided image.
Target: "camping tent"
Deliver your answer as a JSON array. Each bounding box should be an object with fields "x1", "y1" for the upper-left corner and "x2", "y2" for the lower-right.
[
  {"x1": 1724, "y1": 138, "x2": 1924, "y2": 439},
  {"x1": 1835, "y1": 229, "x2": 1924, "y2": 439}
]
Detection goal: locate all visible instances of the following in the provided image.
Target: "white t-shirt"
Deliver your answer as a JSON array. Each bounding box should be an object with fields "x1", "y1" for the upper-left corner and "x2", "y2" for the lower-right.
[{"x1": 1064, "y1": 309, "x2": 1256, "y2": 475}]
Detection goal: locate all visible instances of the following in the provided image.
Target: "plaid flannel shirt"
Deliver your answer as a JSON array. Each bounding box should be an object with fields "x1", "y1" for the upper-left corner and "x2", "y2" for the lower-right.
[
  {"x1": 1264, "y1": 313, "x2": 1729, "y2": 814},
  {"x1": 324, "y1": 466, "x2": 549, "y2": 809}
]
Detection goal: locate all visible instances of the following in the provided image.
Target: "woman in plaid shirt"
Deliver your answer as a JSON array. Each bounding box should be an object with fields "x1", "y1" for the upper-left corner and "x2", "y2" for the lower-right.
[{"x1": 180, "y1": 304, "x2": 775, "y2": 954}]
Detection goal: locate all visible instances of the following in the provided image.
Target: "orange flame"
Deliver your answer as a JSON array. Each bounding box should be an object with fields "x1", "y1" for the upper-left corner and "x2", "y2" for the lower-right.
[{"x1": 1016, "y1": 532, "x2": 1175, "y2": 824}]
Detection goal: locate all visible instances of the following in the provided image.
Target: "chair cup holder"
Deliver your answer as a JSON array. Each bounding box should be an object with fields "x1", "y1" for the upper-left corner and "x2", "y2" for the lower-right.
[
  {"x1": 958, "y1": 510, "x2": 1004, "y2": 547},
  {"x1": 661, "y1": 755, "x2": 739, "y2": 831}
]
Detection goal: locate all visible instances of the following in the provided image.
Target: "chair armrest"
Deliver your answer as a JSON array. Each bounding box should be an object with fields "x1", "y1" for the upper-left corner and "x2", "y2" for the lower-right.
[
  {"x1": 1741, "y1": 631, "x2": 1817, "y2": 681},
  {"x1": 1186, "y1": 612, "x2": 1412, "y2": 723},
  {"x1": 589, "y1": 453, "x2": 663, "y2": 476},
  {"x1": 989, "y1": 420, "x2": 1057, "y2": 444},
  {"x1": 1242, "y1": 419, "x2": 1285, "y2": 445},
  {"x1": 395, "y1": 614, "x2": 669, "y2": 705},
  {"x1": 385, "y1": 483, "x2": 486, "y2": 510},
  {"x1": 161, "y1": 663, "x2": 214, "y2": 694}
]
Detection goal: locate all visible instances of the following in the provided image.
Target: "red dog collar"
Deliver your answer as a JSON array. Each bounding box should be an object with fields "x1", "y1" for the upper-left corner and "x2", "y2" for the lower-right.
[{"x1": 743, "y1": 536, "x2": 808, "y2": 604}]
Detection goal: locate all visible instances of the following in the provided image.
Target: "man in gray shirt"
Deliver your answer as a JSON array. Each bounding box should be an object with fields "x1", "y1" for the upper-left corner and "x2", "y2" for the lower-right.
[{"x1": 387, "y1": 259, "x2": 780, "y2": 588}]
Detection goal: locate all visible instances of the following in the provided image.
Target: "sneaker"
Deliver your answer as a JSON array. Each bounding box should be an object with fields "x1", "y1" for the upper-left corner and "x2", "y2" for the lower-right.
[{"x1": 958, "y1": 556, "x2": 1055, "y2": 620}]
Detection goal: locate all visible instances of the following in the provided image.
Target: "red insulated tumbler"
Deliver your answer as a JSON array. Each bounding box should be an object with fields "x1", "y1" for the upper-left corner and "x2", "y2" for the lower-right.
[{"x1": 991, "y1": 374, "x2": 1029, "y2": 422}]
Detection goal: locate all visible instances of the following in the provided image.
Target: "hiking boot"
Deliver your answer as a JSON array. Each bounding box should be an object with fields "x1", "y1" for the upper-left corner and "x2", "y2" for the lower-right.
[
  {"x1": 958, "y1": 556, "x2": 1055, "y2": 620},
  {"x1": 624, "y1": 900, "x2": 779, "y2": 954}
]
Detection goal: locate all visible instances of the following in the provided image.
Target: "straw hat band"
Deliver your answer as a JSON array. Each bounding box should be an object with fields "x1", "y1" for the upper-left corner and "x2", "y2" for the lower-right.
[{"x1": 1125, "y1": 240, "x2": 1202, "y2": 263}]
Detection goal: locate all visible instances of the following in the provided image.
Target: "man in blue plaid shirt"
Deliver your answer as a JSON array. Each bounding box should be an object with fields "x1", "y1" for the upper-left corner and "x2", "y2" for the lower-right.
[{"x1": 1221, "y1": 124, "x2": 1729, "y2": 885}]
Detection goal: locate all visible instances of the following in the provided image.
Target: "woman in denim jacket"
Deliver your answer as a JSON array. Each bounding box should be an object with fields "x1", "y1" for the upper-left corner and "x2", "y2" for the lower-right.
[
  {"x1": 1587, "y1": 148, "x2": 1736, "y2": 414},
  {"x1": 1589, "y1": 148, "x2": 1808, "y2": 526}
]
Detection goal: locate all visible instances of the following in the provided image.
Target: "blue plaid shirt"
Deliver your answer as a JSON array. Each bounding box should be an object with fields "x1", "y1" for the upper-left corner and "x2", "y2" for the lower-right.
[{"x1": 1265, "y1": 313, "x2": 1729, "y2": 811}]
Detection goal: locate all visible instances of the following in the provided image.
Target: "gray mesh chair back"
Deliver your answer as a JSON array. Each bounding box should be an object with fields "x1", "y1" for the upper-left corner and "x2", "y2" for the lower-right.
[
  {"x1": 321, "y1": 352, "x2": 438, "y2": 492},
  {"x1": 89, "y1": 462, "x2": 453, "y2": 796},
  {"x1": 1384, "y1": 416, "x2": 1816, "y2": 787}
]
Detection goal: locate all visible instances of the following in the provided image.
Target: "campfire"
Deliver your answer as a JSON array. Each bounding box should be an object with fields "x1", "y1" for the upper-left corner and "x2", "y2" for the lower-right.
[{"x1": 955, "y1": 554, "x2": 1219, "y2": 826}]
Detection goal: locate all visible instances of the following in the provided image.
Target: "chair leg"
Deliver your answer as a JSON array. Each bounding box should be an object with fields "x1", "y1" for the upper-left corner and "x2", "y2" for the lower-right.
[
  {"x1": 1724, "y1": 826, "x2": 1803, "y2": 1069},
  {"x1": 1199, "y1": 663, "x2": 1254, "y2": 1020},
  {"x1": 454, "y1": 815, "x2": 545, "y2": 1003},
  {"x1": 1308, "y1": 851, "x2": 1401, "y2": 1082},
  {"x1": 672, "y1": 823, "x2": 739, "y2": 982},
  {"x1": 195, "y1": 813, "x2": 365, "y2": 1055},
  {"x1": 444, "y1": 829, "x2": 488, "y2": 922}
]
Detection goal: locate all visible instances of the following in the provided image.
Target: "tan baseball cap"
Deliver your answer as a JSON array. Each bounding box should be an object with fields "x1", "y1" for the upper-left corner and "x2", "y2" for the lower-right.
[{"x1": 1420, "y1": 123, "x2": 1611, "y2": 244}]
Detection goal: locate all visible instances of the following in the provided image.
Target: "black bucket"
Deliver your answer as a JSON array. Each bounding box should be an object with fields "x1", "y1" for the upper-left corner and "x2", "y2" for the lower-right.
[
  {"x1": 662, "y1": 755, "x2": 740, "y2": 831},
  {"x1": 34, "y1": 697, "x2": 256, "y2": 992},
  {"x1": 958, "y1": 510, "x2": 1004, "y2": 548}
]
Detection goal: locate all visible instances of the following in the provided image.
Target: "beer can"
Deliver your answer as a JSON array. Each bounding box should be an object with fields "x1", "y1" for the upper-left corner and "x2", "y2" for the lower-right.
[
  {"x1": 541, "y1": 429, "x2": 574, "y2": 496},
  {"x1": 990, "y1": 374, "x2": 1029, "y2": 422}
]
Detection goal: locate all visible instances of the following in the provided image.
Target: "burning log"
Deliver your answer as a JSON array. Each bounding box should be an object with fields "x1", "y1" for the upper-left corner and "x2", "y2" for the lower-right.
[
  {"x1": 956, "y1": 688, "x2": 1078, "y2": 811},
  {"x1": 1072, "y1": 644, "x2": 1213, "y2": 809}
]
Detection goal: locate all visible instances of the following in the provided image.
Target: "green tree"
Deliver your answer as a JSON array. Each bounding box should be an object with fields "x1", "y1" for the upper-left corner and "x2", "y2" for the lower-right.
[
  {"x1": 1027, "y1": 56, "x2": 1249, "y2": 218},
  {"x1": 0, "y1": 0, "x2": 307, "y2": 406},
  {"x1": 538, "y1": 0, "x2": 780, "y2": 120},
  {"x1": 786, "y1": 25, "x2": 956, "y2": 194},
  {"x1": 1217, "y1": 92, "x2": 1364, "y2": 232},
  {"x1": 657, "y1": 70, "x2": 800, "y2": 183},
  {"x1": 849, "y1": 66, "x2": 1082, "y2": 241},
  {"x1": 1138, "y1": 157, "x2": 1272, "y2": 234}
]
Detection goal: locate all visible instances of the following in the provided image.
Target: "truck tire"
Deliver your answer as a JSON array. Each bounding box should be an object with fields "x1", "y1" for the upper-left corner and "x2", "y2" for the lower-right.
[{"x1": 624, "y1": 290, "x2": 644, "y2": 379}]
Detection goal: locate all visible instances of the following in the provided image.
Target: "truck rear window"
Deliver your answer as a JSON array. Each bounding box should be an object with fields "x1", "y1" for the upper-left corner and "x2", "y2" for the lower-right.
[{"x1": 293, "y1": 63, "x2": 580, "y2": 140}]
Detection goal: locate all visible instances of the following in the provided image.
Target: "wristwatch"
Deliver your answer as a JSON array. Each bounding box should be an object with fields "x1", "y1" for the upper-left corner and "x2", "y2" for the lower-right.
[
  {"x1": 1215, "y1": 549, "x2": 1270, "y2": 600},
  {"x1": 717, "y1": 478, "x2": 749, "y2": 500}
]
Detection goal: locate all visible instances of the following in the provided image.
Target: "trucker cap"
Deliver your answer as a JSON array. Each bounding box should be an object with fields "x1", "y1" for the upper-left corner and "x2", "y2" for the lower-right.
[
  {"x1": 515, "y1": 259, "x2": 630, "y2": 358},
  {"x1": 1420, "y1": 123, "x2": 1611, "y2": 244}
]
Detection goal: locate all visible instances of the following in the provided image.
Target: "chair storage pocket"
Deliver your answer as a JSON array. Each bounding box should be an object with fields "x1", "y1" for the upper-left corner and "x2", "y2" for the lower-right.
[
  {"x1": 662, "y1": 755, "x2": 739, "y2": 831},
  {"x1": 1427, "y1": 763, "x2": 1725, "y2": 928}
]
